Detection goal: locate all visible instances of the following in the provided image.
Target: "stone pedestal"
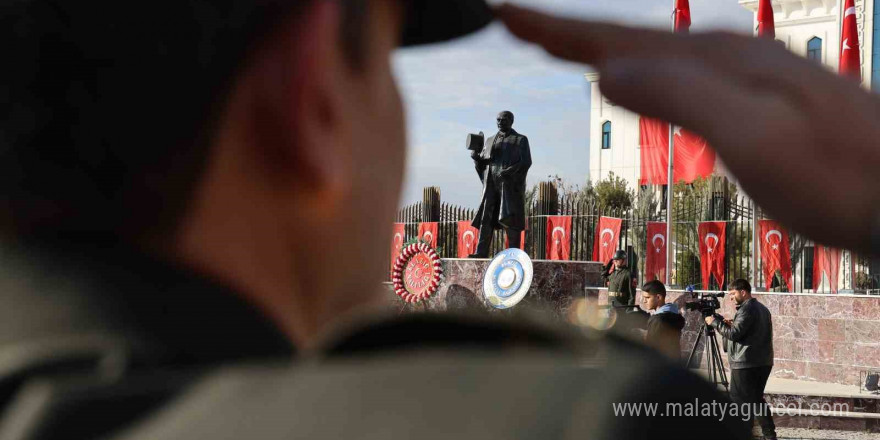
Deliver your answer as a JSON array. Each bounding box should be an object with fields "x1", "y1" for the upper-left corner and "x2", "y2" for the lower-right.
[{"x1": 389, "y1": 258, "x2": 605, "y2": 318}]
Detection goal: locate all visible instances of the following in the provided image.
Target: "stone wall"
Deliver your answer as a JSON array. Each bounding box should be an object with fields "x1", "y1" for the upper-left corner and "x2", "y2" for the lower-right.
[
  {"x1": 633, "y1": 290, "x2": 879, "y2": 387},
  {"x1": 391, "y1": 259, "x2": 878, "y2": 386}
]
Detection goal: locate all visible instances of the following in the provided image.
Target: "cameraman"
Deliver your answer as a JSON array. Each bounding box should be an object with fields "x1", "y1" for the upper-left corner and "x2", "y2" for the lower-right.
[
  {"x1": 604, "y1": 250, "x2": 635, "y2": 309},
  {"x1": 705, "y1": 279, "x2": 777, "y2": 440},
  {"x1": 640, "y1": 280, "x2": 685, "y2": 360}
]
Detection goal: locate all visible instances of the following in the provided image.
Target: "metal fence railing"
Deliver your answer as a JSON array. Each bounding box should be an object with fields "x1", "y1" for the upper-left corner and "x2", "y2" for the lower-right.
[{"x1": 393, "y1": 182, "x2": 876, "y2": 294}]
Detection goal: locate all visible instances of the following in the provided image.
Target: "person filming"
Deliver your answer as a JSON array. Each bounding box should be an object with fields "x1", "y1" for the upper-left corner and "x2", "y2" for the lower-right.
[{"x1": 705, "y1": 279, "x2": 777, "y2": 440}]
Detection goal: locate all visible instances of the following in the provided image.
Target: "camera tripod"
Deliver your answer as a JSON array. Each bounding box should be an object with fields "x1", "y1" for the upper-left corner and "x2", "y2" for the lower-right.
[{"x1": 685, "y1": 320, "x2": 729, "y2": 391}]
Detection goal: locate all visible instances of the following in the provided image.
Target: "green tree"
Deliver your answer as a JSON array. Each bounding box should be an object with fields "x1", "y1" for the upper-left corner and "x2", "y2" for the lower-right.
[{"x1": 594, "y1": 172, "x2": 634, "y2": 213}]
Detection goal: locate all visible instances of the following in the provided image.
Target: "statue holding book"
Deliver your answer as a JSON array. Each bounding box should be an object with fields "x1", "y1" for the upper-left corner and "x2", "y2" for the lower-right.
[{"x1": 466, "y1": 111, "x2": 532, "y2": 258}]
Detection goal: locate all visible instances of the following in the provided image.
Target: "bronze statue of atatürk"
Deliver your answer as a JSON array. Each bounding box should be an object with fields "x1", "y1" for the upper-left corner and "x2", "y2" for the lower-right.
[{"x1": 467, "y1": 111, "x2": 532, "y2": 258}]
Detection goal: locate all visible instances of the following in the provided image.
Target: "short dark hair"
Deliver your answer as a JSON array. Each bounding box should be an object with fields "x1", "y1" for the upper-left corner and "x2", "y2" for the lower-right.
[
  {"x1": 730, "y1": 279, "x2": 752, "y2": 293},
  {"x1": 0, "y1": 0, "x2": 367, "y2": 243},
  {"x1": 641, "y1": 280, "x2": 666, "y2": 296}
]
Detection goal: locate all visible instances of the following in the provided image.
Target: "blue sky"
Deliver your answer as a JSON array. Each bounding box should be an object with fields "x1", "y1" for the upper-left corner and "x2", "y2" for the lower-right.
[{"x1": 393, "y1": 0, "x2": 754, "y2": 208}]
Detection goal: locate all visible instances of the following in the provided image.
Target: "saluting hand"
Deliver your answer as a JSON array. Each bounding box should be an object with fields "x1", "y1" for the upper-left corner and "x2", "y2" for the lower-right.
[{"x1": 497, "y1": 4, "x2": 880, "y2": 255}]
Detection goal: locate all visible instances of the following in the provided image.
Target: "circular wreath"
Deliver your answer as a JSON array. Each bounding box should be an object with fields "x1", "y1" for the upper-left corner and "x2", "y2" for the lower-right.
[{"x1": 391, "y1": 243, "x2": 443, "y2": 303}]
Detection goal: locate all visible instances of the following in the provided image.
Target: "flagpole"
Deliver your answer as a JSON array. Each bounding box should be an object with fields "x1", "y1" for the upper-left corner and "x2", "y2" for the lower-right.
[
  {"x1": 665, "y1": 2, "x2": 676, "y2": 286},
  {"x1": 665, "y1": 125, "x2": 674, "y2": 286},
  {"x1": 752, "y1": 201, "x2": 759, "y2": 287}
]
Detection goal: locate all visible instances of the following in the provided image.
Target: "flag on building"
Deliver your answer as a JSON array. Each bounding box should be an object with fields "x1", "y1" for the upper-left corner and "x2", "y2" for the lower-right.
[
  {"x1": 547, "y1": 216, "x2": 572, "y2": 261},
  {"x1": 645, "y1": 222, "x2": 667, "y2": 282},
  {"x1": 698, "y1": 221, "x2": 727, "y2": 288},
  {"x1": 758, "y1": 220, "x2": 792, "y2": 291},
  {"x1": 418, "y1": 222, "x2": 438, "y2": 249},
  {"x1": 456, "y1": 221, "x2": 478, "y2": 258},
  {"x1": 592, "y1": 216, "x2": 622, "y2": 263},
  {"x1": 639, "y1": 118, "x2": 716, "y2": 185},
  {"x1": 674, "y1": 0, "x2": 691, "y2": 33},
  {"x1": 757, "y1": 0, "x2": 775, "y2": 38},
  {"x1": 839, "y1": 0, "x2": 861, "y2": 80}
]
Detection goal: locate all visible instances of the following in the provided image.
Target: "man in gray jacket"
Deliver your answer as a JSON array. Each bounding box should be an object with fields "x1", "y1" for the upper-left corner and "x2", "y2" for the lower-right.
[{"x1": 706, "y1": 279, "x2": 777, "y2": 440}]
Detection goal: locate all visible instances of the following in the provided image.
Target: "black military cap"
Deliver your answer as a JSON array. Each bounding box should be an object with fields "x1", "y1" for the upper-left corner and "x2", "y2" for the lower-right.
[{"x1": 402, "y1": 0, "x2": 495, "y2": 46}]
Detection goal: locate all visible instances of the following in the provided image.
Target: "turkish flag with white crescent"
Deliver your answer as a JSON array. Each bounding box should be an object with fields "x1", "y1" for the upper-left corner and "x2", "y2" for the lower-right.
[
  {"x1": 592, "y1": 216, "x2": 622, "y2": 263},
  {"x1": 758, "y1": 220, "x2": 792, "y2": 291},
  {"x1": 390, "y1": 223, "x2": 405, "y2": 272},
  {"x1": 418, "y1": 222, "x2": 438, "y2": 249},
  {"x1": 645, "y1": 222, "x2": 667, "y2": 282},
  {"x1": 757, "y1": 0, "x2": 775, "y2": 38},
  {"x1": 813, "y1": 245, "x2": 842, "y2": 293},
  {"x1": 839, "y1": 0, "x2": 861, "y2": 80},
  {"x1": 639, "y1": 117, "x2": 716, "y2": 185},
  {"x1": 698, "y1": 221, "x2": 726, "y2": 288},
  {"x1": 547, "y1": 216, "x2": 572, "y2": 261},
  {"x1": 504, "y1": 230, "x2": 526, "y2": 251},
  {"x1": 457, "y1": 221, "x2": 479, "y2": 258}
]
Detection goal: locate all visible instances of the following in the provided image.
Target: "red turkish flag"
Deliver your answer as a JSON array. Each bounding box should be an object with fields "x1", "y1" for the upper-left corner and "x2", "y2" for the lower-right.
[
  {"x1": 674, "y1": 0, "x2": 691, "y2": 33},
  {"x1": 457, "y1": 221, "x2": 479, "y2": 258},
  {"x1": 504, "y1": 230, "x2": 526, "y2": 251},
  {"x1": 390, "y1": 223, "x2": 405, "y2": 272},
  {"x1": 547, "y1": 216, "x2": 572, "y2": 261},
  {"x1": 418, "y1": 222, "x2": 438, "y2": 249},
  {"x1": 757, "y1": 0, "x2": 775, "y2": 38},
  {"x1": 840, "y1": 0, "x2": 861, "y2": 80},
  {"x1": 639, "y1": 118, "x2": 716, "y2": 185},
  {"x1": 758, "y1": 220, "x2": 792, "y2": 291},
  {"x1": 698, "y1": 222, "x2": 726, "y2": 288},
  {"x1": 592, "y1": 216, "x2": 622, "y2": 263},
  {"x1": 813, "y1": 245, "x2": 842, "y2": 293},
  {"x1": 645, "y1": 222, "x2": 667, "y2": 282}
]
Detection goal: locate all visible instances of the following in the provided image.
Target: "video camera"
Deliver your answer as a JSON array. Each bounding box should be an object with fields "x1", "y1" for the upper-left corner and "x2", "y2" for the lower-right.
[{"x1": 683, "y1": 286, "x2": 725, "y2": 317}]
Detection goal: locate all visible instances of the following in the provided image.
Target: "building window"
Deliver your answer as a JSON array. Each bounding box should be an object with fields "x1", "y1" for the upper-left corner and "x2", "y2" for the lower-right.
[
  {"x1": 601, "y1": 121, "x2": 612, "y2": 149},
  {"x1": 807, "y1": 37, "x2": 822, "y2": 62}
]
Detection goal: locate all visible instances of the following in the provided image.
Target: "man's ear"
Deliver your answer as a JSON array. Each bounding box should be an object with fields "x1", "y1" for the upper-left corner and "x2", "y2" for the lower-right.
[{"x1": 247, "y1": 0, "x2": 353, "y2": 208}]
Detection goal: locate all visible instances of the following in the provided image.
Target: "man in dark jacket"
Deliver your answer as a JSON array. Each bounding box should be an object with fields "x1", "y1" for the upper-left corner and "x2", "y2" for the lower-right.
[
  {"x1": 469, "y1": 111, "x2": 532, "y2": 257},
  {"x1": 640, "y1": 280, "x2": 685, "y2": 360},
  {"x1": 707, "y1": 279, "x2": 777, "y2": 440}
]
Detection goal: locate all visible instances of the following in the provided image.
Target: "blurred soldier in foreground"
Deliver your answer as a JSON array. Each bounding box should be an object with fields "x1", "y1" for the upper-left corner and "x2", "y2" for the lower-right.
[{"x1": 0, "y1": 1, "x2": 781, "y2": 439}]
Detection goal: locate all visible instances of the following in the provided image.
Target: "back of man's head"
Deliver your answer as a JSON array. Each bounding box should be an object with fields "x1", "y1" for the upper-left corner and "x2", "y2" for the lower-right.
[{"x1": 1, "y1": 1, "x2": 329, "y2": 243}]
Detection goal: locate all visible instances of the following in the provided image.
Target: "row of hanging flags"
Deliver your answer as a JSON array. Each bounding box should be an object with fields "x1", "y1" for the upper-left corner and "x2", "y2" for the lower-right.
[
  {"x1": 390, "y1": 221, "x2": 524, "y2": 263},
  {"x1": 644, "y1": 0, "x2": 861, "y2": 185},
  {"x1": 391, "y1": 217, "x2": 844, "y2": 293},
  {"x1": 390, "y1": 0, "x2": 858, "y2": 292}
]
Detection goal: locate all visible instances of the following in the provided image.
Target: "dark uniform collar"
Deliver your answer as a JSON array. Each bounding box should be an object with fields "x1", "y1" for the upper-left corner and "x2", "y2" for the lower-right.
[{"x1": 0, "y1": 238, "x2": 294, "y2": 368}]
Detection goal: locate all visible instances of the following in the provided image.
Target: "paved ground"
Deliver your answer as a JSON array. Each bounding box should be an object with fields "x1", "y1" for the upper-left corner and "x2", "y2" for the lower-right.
[{"x1": 777, "y1": 428, "x2": 880, "y2": 439}]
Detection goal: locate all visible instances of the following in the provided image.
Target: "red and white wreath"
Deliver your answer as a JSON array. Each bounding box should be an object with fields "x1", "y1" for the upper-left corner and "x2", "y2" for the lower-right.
[{"x1": 391, "y1": 243, "x2": 443, "y2": 303}]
